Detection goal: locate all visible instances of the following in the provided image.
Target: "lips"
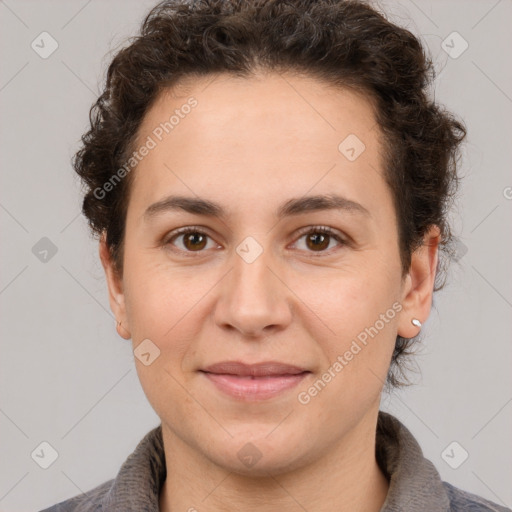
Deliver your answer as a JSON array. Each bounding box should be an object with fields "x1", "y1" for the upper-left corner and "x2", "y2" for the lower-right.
[
  {"x1": 199, "y1": 361, "x2": 311, "y2": 401},
  {"x1": 201, "y1": 361, "x2": 309, "y2": 377}
]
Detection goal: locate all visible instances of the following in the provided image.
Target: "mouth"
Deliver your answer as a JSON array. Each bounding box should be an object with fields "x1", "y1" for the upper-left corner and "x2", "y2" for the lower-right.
[{"x1": 199, "y1": 361, "x2": 311, "y2": 401}]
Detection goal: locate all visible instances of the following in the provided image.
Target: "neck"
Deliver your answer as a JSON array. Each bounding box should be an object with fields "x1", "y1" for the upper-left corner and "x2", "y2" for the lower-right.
[{"x1": 159, "y1": 409, "x2": 389, "y2": 512}]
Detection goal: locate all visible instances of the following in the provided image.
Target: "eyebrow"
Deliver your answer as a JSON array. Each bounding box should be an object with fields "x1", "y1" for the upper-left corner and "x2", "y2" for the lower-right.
[{"x1": 143, "y1": 193, "x2": 371, "y2": 221}]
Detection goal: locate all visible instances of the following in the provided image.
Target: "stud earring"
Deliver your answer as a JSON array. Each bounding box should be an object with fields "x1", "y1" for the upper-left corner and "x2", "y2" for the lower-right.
[{"x1": 411, "y1": 318, "x2": 422, "y2": 329}]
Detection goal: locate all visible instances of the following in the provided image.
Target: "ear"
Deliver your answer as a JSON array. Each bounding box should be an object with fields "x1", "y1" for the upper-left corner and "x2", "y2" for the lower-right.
[
  {"x1": 99, "y1": 232, "x2": 131, "y2": 339},
  {"x1": 397, "y1": 225, "x2": 441, "y2": 338}
]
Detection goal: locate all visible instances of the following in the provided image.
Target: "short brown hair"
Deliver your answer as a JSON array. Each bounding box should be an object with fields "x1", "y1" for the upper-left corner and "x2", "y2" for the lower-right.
[{"x1": 74, "y1": 0, "x2": 466, "y2": 389}]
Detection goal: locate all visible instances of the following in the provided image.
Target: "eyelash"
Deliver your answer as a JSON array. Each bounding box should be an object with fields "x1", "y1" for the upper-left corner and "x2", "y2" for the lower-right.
[{"x1": 163, "y1": 225, "x2": 348, "y2": 257}]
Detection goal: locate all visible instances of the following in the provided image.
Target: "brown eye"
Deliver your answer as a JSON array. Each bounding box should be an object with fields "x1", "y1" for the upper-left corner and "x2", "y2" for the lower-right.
[
  {"x1": 166, "y1": 228, "x2": 216, "y2": 253},
  {"x1": 294, "y1": 226, "x2": 346, "y2": 254},
  {"x1": 182, "y1": 232, "x2": 207, "y2": 251},
  {"x1": 305, "y1": 232, "x2": 331, "y2": 251}
]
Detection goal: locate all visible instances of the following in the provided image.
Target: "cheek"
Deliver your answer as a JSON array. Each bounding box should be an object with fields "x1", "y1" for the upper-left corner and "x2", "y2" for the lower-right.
[
  {"x1": 122, "y1": 257, "x2": 221, "y2": 378},
  {"x1": 123, "y1": 253, "x2": 196, "y2": 334},
  {"x1": 289, "y1": 263, "x2": 400, "y2": 386},
  {"x1": 293, "y1": 263, "x2": 399, "y2": 334},
  {"x1": 122, "y1": 261, "x2": 206, "y2": 415},
  {"x1": 287, "y1": 273, "x2": 399, "y2": 448},
  {"x1": 293, "y1": 275, "x2": 398, "y2": 408}
]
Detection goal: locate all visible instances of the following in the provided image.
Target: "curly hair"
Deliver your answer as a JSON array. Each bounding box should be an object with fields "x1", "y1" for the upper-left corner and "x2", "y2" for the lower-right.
[{"x1": 74, "y1": 0, "x2": 466, "y2": 389}]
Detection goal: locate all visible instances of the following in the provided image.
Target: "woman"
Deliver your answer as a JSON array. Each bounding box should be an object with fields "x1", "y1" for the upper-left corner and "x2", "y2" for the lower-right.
[{"x1": 40, "y1": 0, "x2": 510, "y2": 510}]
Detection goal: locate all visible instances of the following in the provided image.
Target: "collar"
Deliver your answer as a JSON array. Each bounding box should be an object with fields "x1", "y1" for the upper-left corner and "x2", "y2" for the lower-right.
[
  {"x1": 376, "y1": 411, "x2": 450, "y2": 511},
  {"x1": 100, "y1": 411, "x2": 450, "y2": 511}
]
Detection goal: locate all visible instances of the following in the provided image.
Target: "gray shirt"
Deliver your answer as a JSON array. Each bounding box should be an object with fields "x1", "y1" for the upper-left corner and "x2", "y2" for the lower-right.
[{"x1": 39, "y1": 411, "x2": 510, "y2": 511}]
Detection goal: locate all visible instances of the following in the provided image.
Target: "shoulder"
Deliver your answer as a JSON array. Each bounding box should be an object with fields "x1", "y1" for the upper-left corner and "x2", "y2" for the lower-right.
[
  {"x1": 37, "y1": 478, "x2": 113, "y2": 512},
  {"x1": 443, "y1": 481, "x2": 512, "y2": 512}
]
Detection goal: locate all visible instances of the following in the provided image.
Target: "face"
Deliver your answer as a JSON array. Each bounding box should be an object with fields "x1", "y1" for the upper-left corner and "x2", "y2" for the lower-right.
[{"x1": 101, "y1": 71, "x2": 438, "y2": 476}]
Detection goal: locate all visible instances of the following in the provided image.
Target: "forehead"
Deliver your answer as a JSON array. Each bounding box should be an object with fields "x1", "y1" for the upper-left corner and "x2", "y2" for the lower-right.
[
  {"x1": 140, "y1": 70, "x2": 378, "y2": 144},
  {"x1": 128, "y1": 71, "x2": 388, "y2": 221}
]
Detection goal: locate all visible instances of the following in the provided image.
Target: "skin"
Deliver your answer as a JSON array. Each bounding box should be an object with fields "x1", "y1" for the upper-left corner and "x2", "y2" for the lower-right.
[{"x1": 100, "y1": 70, "x2": 440, "y2": 512}]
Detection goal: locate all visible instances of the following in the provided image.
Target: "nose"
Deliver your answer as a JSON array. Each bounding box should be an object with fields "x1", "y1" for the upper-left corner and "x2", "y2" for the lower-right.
[{"x1": 214, "y1": 243, "x2": 293, "y2": 338}]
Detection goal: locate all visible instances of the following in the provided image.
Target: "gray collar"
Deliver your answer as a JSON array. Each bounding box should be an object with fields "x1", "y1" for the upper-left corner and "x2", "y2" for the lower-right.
[
  {"x1": 376, "y1": 411, "x2": 450, "y2": 511},
  {"x1": 100, "y1": 411, "x2": 450, "y2": 511}
]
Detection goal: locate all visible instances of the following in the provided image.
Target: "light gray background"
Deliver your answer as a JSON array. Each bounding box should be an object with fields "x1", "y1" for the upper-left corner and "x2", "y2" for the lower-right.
[{"x1": 1, "y1": 0, "x2": 511, "y2": 510}]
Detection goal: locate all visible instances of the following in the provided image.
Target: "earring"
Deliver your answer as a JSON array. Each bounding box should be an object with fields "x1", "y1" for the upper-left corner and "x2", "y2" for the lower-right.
[{"x1": 411, "y1": 318, "x2": 422, "y2": 329}]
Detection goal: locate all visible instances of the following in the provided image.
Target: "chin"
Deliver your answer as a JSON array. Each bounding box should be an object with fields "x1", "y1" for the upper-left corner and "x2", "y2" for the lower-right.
[
  {"x1": 214, "y1": 449, "x2": 306, "y2": 478},
  {"x1": 203, "y1": 431, "x2": 315, "y2": 478}
]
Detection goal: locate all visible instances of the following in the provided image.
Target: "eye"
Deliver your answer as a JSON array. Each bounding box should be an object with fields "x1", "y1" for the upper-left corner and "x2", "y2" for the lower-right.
[
  {"x1": 165, "y1": 227, "x2": 218, "y2": 253},
  {"x1": 292, "y1": 226, "x2": 347, "y2": 254}
]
